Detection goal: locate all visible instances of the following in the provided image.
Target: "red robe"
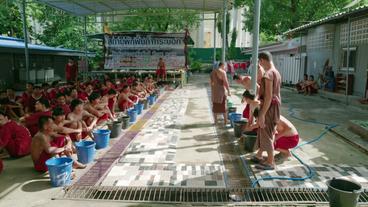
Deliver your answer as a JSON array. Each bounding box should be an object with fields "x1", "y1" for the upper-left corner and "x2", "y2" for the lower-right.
[
  {"x1": 65, "y1": 63, "x2": 78, "y2": 82},
  {"x1": 25, "y1": 111, "x2": 52, "y2": 137},
  {"x1": 53, "y1": 104, "x2": 71, "y2": 115},
  {"x1": 26, "y1": 95, "x2": 44, "y2": 113},
  {"x1": 0, "y1": 121, "x2": 32, "y2": 157}
]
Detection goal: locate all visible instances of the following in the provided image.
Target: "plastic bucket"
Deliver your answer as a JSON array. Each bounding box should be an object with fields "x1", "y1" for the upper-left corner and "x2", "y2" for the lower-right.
[
  {"x1": 93, "y1": 129, "x2": 111, "y2": 149},
  {"x1": 227, "y1": 99, "x2": 233, "y2": 108},
  {"x1": 327, "y1": 178, "x2": 362, "y2": 207},
  {"x1": 243, "y1": 132, "x2": 257, "y2": 152},
  {"x1": 128, "y1": 109, "x2": 137, "y2": 123},
  {"x1": 120, "y1": 116, "x2": 130, "y2": 129},
  {"x1": 143, "y1": 99, "x2": 148, "y2": 109},
  {"x1": 148, "y1": 96, "x2": 155, "y2": 105},
  {"x1": 75, "y1": 141, "x2": 96, "y2": 164},
  {"x1": 110, "y1": 121, "x2": 123, "y2": 138},
  {"x1": 134, "y1": 103, "x2": 144, "y2": 115},
  {"x1": 234, "y1": 120, "x2": 248, "y2": 138},
  {"x1": 230, "y1": 113, "x2": 242, "y2": 127},
  {"x1": 46, "y1": 157, "x2": 73, "y2": 187},
  {"x1": 229, "y1": 112, "x2": 235, "y2": 127}
]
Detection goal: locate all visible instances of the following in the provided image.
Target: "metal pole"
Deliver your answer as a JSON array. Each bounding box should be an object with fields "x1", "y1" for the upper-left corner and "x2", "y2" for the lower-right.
[
  {"x1": 221, "y1": 0, "x2": 227, "y2": 64},
  {"x1": 299, "y1": 34, "x2": 303, "y2": 80},
  {"x1": 21, "y1": 0, "x2": 29, "y2": 83},
  {"x1": 345, "y1": 17, "x2": 351, "y2": 105},
  {"x1": 251, "y1": 0, "x2": 261, "y2": 93},
  {"x1": 84, "y1": 16, "x2": 88, "y2": 81},
  {"x1": 213, "y1": 12, "x2": 217, "y2": 67}
]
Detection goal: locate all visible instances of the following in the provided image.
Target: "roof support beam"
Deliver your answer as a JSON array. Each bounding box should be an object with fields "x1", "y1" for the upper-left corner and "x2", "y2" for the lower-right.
[
  {"x1": 251, "y1": 0, "x2": 261, "y2": 94},
  {"x1": 221, "y1": 0, "x2": 227, "y2": 64},
  {"x1": 21, "y1": 0, "x2": 29, "y2": 83}
]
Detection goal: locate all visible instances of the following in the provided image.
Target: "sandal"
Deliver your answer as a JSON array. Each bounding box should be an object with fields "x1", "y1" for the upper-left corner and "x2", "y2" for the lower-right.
[
  {"x1": 250, "y1": 156, "x2": 264, "y2": 164},
  {"x1": 255, "y1": 163, "x2": 275, "y2": 171}
]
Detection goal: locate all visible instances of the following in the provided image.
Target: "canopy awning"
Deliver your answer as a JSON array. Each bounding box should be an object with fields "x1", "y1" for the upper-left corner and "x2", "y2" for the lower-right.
[{"x1": 37, "y1": 0, "x2": 228, "y2": 16}]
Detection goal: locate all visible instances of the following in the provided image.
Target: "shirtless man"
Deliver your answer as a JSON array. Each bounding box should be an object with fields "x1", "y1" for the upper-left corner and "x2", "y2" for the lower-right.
[
  {"x1": 118, "y1": 85, "x2": 137, "y2": 111},
  {"x1": 67, "y1": 99, "x2": 97, "y2": 141},
  {"x1": 242, "y1": 90, "x2": 261, "y2": 132},
  {"x1": 233, "y1": 74, "x2": 252, "y2": 90},
  {"x1": 85, "y1": 92, "x2": 113, "y2": 124},
  {"x1": 31, "y1": 116, "x2": 85, "y2": 172},
  {"x1": 131, "y1": 82, "x2": 147, "y2": 101},
  {"x1": 52, "y1": 107, "x2": 83, "y2": 135},
  {"x1": 274, "y1": 115, "x2": 299, "y2": 161}
]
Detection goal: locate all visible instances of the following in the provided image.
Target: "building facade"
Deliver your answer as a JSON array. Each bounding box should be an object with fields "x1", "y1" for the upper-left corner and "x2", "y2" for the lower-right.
[{"x1": 190, "y1": 7, "x2": 252, "y2": 49}]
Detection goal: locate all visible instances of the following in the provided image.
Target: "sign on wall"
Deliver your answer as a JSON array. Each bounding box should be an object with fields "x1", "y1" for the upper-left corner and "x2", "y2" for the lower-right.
[{"x1": 104, "y1": 32, "x2": 186, "y2": 70}]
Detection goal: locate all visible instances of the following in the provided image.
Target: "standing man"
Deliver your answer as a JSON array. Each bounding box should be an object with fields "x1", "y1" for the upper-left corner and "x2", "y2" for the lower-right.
[
  {"x1": 65, "y1": 58, "x2": 78, "y2": 83},
  {"x1": 210, "y1": 62, "x2": 231, "y2": 125},
  {"x1": 254, "y1": 51, "x2": 281, "y2": 170},
  {"x1": 156, "y1": 58, "x2": 167, "y2": 82}
]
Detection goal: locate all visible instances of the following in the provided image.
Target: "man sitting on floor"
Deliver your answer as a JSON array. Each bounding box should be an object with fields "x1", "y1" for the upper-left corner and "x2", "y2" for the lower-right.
[
  {"x1": 67, "y1": 99, "x2": 97, "y2": 142},
  {"x1": 296, "y1": 74, "x2": 308, "y2": 93},
  {"x1": 25, "y1": 86, "x2": 44, "y2": 114},
  {"x1": 52, "y1": 107, "x2": 84, "y2": 136},
  {"x1": 0, "y1": 111, "x2": 32, "y2": 158},
  {"x1": 31, "y1": 116, "x2": 85, "y2": 172},
  {"x1": 85, "y1": 92, "x2": 113, "y2": 124},
  {"x1": 118, "y1": 85, "x2": 137, "y2": 112},
  {"x1": 53, "y1": 93, "x2": 71, "y2": 115},
  {"x1": 21, "y1": 99, "x2": 52, "y2": 136},
  {"x1": 274, "y1": 115, "x2": 299, "y2": 162},
  {"x1": 303, "y1": 75, "x2": 318, "y2": 95}
]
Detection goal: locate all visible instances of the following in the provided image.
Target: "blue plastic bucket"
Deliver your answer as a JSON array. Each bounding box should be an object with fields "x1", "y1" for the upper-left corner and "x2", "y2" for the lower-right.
[
  {"x1": 128, "y1": 109, "x2": 137, "y2": 123},
  {"x1": 229, "y1": 112, "x2": 235, "y2": 127},
  {"x1": 231, "y1": 113, "x2": 242, "y2": 127},
  {"x1": 148, "y1": 95, "x2": 155, "y2": 105},
  {"x1": 93, "y1": 129, "x2": 111, "y2": 149},
  {"x1": 75, "y1": 141, "x2": 96, "y2": 164},
  {"x1": 134, "y1": 103, "x2": 144, "y2": 115},
  {"x1": 46, "y1": 157, "x2": 73, "y2": 187}
]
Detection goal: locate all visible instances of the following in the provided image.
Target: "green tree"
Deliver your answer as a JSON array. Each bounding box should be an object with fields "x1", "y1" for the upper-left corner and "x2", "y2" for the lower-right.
[
  {"x1": 228, "y1": 28, "x2": 237, "y2": 60},
  {"x1": 238, "y1": 0, "x2": 362, "y2": 42},
  {"x1": 0, "y1": 1, "x2": 24, "y2": 37},
  {"x1": 109, "y1": 9, "x2": 200, "y2": 32}
]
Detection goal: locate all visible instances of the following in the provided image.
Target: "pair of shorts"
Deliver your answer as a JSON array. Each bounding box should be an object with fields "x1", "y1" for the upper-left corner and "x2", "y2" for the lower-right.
[{"x1": 274, "y1": 135, "x2": 299, "y2": 150}]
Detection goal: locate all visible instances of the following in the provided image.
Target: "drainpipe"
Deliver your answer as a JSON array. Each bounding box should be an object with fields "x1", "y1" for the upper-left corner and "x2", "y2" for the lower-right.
[{"x1": 345, "y1": 16, "x2": 351, "y2": 105}]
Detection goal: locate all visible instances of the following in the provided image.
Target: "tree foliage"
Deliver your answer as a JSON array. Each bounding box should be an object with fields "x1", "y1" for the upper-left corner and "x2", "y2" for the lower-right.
[
  {"x1": 109, "y1": 9, "x2": 200, "y2": 32},
  {"x1": 0, "y1": 1, "x2": 24, "y2": 37},
  {"x1": 237, "y1": 0, "x2": 365, "y2": 42}
]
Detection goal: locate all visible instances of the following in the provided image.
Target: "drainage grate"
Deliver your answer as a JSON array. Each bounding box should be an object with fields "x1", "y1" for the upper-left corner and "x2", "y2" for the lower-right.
[{"x1": 59, "y1": 186, "x2": 368, "y2": 204}]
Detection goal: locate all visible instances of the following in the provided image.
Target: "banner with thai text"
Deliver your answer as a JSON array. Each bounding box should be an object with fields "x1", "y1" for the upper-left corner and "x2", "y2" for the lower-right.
[{"x1": 104, "y1": 32, "x2": 186, "y2": 70}]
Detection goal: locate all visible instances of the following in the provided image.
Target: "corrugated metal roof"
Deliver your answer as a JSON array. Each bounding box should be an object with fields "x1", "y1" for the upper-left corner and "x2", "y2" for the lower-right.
[
  {"x1": 0, "y1": 36, "x2": 93, "y2": 56},
  {"x1": 284, "y1": 4, "x2": 368, "y2": 35},
  {"x1": 36, "y1": 0, "x2": 230, "y2": 16}
]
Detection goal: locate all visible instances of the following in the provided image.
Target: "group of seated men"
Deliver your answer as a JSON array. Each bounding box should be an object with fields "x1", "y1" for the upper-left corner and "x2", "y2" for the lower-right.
[
  {"x1": 0, "y1": 75, "x2": 158, "y2": 174},
  {"x1": 296, "y1": 74, "x2": 318, "y2": 95}
]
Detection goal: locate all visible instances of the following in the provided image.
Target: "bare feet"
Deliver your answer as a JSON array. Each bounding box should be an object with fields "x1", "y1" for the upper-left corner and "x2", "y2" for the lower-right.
[{"x1": 73, "y1": 161, "x2": 87, "y2": 169}]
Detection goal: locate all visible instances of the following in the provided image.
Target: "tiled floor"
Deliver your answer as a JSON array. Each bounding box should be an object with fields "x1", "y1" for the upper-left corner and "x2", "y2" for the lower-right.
[{"x1": 100, "y1": 87, "x2": 227, "y2": 188}]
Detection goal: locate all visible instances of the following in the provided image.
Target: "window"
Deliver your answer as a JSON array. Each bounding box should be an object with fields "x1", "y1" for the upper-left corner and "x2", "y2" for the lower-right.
[{"x1": 341, "y1": 47, "x2": 357, "y2": 71}]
